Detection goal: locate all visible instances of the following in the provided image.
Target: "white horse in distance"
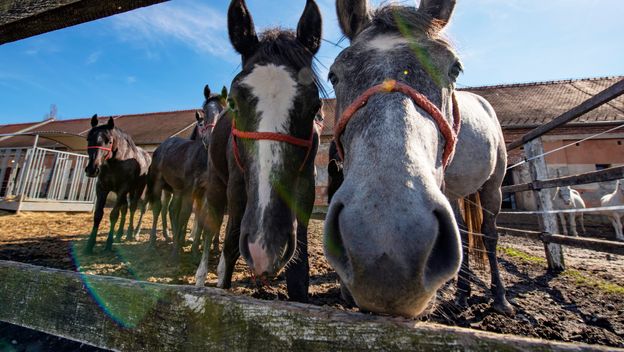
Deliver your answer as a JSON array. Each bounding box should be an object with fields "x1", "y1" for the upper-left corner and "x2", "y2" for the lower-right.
[
  {"x1": 552, "y1": 186, "x2": 586, "y2": 236},
  {"x1": 600, "y1": 180, "x2": 624, "y2": 241}
]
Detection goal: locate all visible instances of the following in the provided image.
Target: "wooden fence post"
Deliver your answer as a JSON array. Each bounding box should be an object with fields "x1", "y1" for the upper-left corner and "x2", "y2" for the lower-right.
[{"x1": 525, "y1": 138, "x2": 565, "y2": 272}]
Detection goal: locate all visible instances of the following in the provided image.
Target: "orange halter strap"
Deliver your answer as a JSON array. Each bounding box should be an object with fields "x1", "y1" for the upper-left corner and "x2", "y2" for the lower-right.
[
  {"x1": 333, "y1": 79, "x2": 461, "y2": 170},
  {"x1": 231, "y1": 118, "x2": 323, "y2": 173},
  {"x1": 87, "y1": 145, "x2": 113, "y2": 160}
]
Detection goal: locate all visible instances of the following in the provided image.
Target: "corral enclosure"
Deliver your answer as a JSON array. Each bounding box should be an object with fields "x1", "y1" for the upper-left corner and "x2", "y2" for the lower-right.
[
  {"x1": 0, "y1": 211, "x2": 623, "y2": 350},
  {"x1": 2, "y1": 0, "x2": 624, "y2": 351}
]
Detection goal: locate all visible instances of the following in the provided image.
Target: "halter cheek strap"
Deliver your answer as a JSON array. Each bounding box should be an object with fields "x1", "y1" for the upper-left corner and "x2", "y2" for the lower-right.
[
  {"x1": 334, "y1": 79, "x2": 461, "y2": 170},
  {"x1": 231, "y1": 118, "x2": 321, "y2": 172},
  {"x1": 87, "y1": 145, "x2": 113, "y2": 160}
]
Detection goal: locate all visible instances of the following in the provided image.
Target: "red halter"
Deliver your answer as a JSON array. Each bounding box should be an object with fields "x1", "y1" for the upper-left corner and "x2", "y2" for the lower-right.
[
  {"x1": 334, "y1": 79, "x2": 461, "y2": 170},
  {"x1": 231, "y1": 118, "x2": 322, "y2": 173},
  {"x1": 87, "y1": 145, "x2": 113, "y2": 160}
]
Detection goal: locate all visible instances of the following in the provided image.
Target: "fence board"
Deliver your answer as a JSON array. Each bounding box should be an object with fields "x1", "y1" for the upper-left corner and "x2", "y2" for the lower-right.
[
  {"x1": 0, "y1": 0, "x2": 168, "y2": 44},
  {"x1": 502, "y1": 166, "x2": 624, "y2": 193},
  {"x1": 0, "y1": 260, "x2": 611, "y2": 351}
]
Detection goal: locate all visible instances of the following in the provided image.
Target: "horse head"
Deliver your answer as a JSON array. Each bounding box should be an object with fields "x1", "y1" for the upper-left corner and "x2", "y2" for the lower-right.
[
  {"x1": 85, "y1": 114, "x2": 116, "y2": 177},
  {"x1": 325, "y1": 0, "x2": 462, "y2": 317},
  {"x1": 227, "y1": 0, "x2": 322, "y2": 278},
  {"x1": 199, "y1": 84, "x2": 228, "y2": 148}
]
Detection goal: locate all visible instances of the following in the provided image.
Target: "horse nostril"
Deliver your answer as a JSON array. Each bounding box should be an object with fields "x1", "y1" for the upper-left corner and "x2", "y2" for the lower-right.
[
  {"x1": 424, "y1": 209, "x2": 461, "y2": 290},
  {"x1": 325, "y1": 202, "x2": 349, "y2": 269}
]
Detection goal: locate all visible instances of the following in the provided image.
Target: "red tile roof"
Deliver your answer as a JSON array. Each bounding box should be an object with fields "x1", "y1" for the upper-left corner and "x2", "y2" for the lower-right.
[{"x1": 462, "y1": 76, "x2": 624, "y2": 127}]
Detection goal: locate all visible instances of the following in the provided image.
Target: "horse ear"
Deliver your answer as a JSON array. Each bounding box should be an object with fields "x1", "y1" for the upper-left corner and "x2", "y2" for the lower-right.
[
  {"x1": 297, "y1": 0, "x2": 322, "y2": 55},
  {"x1": 220, "y1": 86, "x2": 228, "y2": 100},
  {"x1": 107, "y1": 117, "x2": 114, "y2": 129},
  {"x1": 90, "y1": 114, "x2": 98, "y2": 127},
  {"x1": 228, "y1": 0, "x2": 259, "y2": 60},
  {"x1": 336, "y1": 0, "x2": 372, "y2": 40},
  {"x1": 195, "y1": 111, "x2": 202, "y2": 122},
  {"x1": 418, "y1": 0, "x2": 457, "y2": 27},
  {"x1": 204, "y1": 85, "x2": 211, "y2": 100}
]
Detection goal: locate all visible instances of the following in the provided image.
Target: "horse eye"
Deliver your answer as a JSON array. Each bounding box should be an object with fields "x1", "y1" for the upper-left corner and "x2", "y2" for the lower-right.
[
  {"x1": 449, "y1": 61, "x2": 463, "y2": 80},
  {"x1": 328, "y1": 71, "x2": 339, "y2": 86}
]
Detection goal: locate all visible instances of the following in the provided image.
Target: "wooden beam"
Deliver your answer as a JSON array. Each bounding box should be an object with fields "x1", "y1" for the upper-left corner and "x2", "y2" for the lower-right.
[
  {"x1": 507, "y1": 78, "x2": 624, "y2": 151},
  {"x1": 499, "y1": 227, "x2": 624, "y2": 256},
  {"x1": 540, "y1": 234, "x2": 624, "y2": 256},
  {"x1": 525, "y1": 139, "x2": 565, "y2": 272},
  {"x1": 0, "y1": 0, "x2": 168, "y2": 44},
  {"x1": 0, "y1": 260, "x2": 611, "y2": 351},
  {"x1": 502, "y1": 165, "x2": 624, "y2": 194}
]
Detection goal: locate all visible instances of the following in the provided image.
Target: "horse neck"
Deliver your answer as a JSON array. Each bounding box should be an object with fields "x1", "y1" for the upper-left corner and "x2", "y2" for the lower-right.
[{"x1": 111, "y1": 129, "x2": 135, "y2": 160}]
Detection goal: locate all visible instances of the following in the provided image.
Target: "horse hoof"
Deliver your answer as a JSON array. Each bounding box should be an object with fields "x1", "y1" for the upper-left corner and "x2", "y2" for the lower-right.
[
  {"x1": 493, "y1": 298, "x2": 515, "y2": 316},
  {"x1": 83, "y1": 248, "x2": 94, "y2": 255}
]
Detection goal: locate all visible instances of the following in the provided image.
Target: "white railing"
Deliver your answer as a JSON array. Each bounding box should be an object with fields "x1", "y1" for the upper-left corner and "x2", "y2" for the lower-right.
[{"x1": 0, "y1": 146, "x2": 96, "y2": 203}]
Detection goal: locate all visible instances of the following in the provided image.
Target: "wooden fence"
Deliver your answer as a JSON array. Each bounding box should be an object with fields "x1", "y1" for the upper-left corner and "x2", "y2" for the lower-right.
[
  {"x1": 502, "y1": 78, "x2": 624, "y2": 271},
  {"x1": 0, "y1": 260, "x2": 615, "y2": 352}
]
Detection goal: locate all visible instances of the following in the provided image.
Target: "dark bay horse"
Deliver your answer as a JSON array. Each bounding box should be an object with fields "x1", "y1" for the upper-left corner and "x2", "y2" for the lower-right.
[
  {"x1": 194, "y1": 0, "x2": 322, "y2": 302},
  {"x1": 84, "y1": 115, "x2": 151, "y2": 254},
  {"x1": 325, "y1": 0, "x2": 512, "y2": 317},
  {"x1": 146, "y1": 85, "x2": 227, "y2": 256}
]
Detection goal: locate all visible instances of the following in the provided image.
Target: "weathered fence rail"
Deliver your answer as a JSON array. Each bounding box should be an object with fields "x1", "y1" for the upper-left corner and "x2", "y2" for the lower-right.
[
  {"x1": 501, "y1": 78, "x2": 624, "y2": 272},
  {"x1": 498, "y1": 226, "x2": 624, "y2": 256},
  {"x1": 501, "y1": 165, "x2": 624, "y2": 193},
  {"x1": 0, "y1": 260, "x2": 614, "y2": 351},
  {"x1": 0, "y1": 0, "x2": 168, "y2": 44}
]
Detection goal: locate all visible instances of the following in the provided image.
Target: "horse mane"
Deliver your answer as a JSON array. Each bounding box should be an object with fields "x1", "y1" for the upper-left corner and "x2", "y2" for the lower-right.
[
  {"x1": 189, "y1": 125, "x2": 199, "y2": 141},
  {"x1": 256, "y1": 28, "x2": 327, "y2": 97},
  {"x1": 112, "y1": 127, "x2": 138, "y2": 150},
  {"x1": 366, "y1": 5, "x2": 453, "y2": 51}
]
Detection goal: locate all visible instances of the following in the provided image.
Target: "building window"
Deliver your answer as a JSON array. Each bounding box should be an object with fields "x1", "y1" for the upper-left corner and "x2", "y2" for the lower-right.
[{"x1": 596, "y1": 164, "x2": 611, "y2": 171}]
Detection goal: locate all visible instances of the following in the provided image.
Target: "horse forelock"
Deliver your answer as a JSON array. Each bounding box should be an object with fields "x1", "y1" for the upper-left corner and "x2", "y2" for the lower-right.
[{"x1": 248, "y1": 28, "x2": 326, "y2": 98}]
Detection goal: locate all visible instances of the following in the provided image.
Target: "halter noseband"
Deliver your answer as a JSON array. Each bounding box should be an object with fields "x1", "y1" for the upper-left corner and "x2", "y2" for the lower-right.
[
  {"x1": 87, "y1": 145, "x2": 113, "y2": 160},
  {"x1": 231, "y1": 117, "x2": 322, "y2": 173},
  {"x1": 334, "y1": 79, "x2": 461, "y2": 170}
]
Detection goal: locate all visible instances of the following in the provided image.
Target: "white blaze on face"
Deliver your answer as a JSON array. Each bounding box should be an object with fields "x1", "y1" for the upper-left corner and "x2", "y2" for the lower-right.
[
  {"x1": 366, "y1": 34, "x2": 410, "y2": 52},
  {"x1": 241, "y1": 63, "x2": 298, "y2": 226}
]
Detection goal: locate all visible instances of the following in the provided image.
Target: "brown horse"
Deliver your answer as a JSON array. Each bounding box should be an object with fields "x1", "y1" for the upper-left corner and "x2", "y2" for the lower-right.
[
  {"x1": 84, "y1": 115, "x2": 151, "y2": 254},
  {"x1": 194, "y1": 0, "x2": 323, "y2": 302},
  {"x1": 146, "y1": 85, "x2": 227, "y2": 256}
]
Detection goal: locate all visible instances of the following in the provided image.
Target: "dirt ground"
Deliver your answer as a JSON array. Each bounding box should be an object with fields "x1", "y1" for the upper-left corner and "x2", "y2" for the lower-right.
[{"x1": 0, "y1": 210, "x2": 623, "y2": 349}]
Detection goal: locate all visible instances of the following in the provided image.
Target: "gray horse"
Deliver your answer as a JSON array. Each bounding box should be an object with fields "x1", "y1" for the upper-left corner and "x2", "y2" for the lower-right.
[
  {"x1": 84, "y1": 115, "x2": 151, "y2": 254},
  {"x1": 325, "y1": 0, "x2": 513, "y2": 317}
]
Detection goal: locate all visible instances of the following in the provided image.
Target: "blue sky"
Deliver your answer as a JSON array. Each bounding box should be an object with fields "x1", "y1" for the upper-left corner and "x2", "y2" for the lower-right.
[{"x1": 0, "y1": 0, "x2": 622, "y2": 124}]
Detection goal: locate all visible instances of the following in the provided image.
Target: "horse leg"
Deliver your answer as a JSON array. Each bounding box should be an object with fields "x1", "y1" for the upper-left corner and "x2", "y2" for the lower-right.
[
  {"x1": 285, "y1": 172, "x2": 314, "y2": 303},
  {"x1": 616, "y1": 216, "x2": 624, "y2": 241},
  {"x1": 451, "y1": 200, "x2": 471, "y2": 308},
  {"x1": 195, "y1": 180, "x2": 227, "y2": 287},
  {"x1": 174, "y1": 193, "x2": 193, "y2": 256},
  {"x1": 579, "y1": 213, "x2": 586, "y2": 236},
  {"x1": 149, "y1": 192, "x2": 162, "y2": 247},
  {"x1": 126, "y1": 192, "x2": 140, "y2": 241},
  {"x1": 134, "y1": 197, "x2": 147, "y2": 239},
  {"x1": 479, "y1": 180, "x2": 514, "y2": 316},
  {"x1": 217, "y1": 176, "x2": 245, "y2": 289},
  {"x1": 162, "y1": 191, "x2": 172, "y2": 241},
  {"x1": 114, "y1": 195, "x2": 128, "y2": 242},
  {"x1": 191, "y1": 197, "x2": 204, "y2": 257},
  {"x1": 85, "y1": 187, "x2": 108, "y2": 254},
  {"x1": 106, "y1": 195, "x2": 125, "y2": 252},
  {"x1": 558, "y1": 213, "x2": 568, "y2": 236},
  {"x1": 569, "y1": 213, "x2": 578, "y2": 237},
  {"x1": 169, "y1": 193, "x2": 182, "y2": 258}
]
